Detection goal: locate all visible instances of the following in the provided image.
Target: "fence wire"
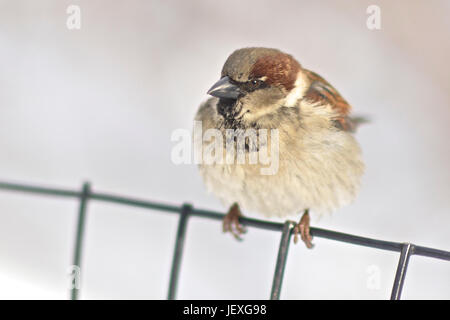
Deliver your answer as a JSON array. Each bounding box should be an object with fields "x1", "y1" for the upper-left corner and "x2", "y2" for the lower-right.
[{"x1": 0, "y1": 180, "x2": 449, "y2": 300}]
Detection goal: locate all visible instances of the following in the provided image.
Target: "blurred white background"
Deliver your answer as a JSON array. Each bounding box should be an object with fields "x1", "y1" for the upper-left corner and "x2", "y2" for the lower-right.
[{"x1": 0, "y1": 0, "x2": 449, "y2": 299}]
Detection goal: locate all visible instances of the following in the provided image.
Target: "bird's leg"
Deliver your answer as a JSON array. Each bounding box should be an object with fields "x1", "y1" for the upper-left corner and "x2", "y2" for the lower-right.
[
  {"x1": 293, "y1": 209, "x2": 314, "y2": 249},
  {"x1": 223, "y1": 203, "x2": 247, "y2": 241}
]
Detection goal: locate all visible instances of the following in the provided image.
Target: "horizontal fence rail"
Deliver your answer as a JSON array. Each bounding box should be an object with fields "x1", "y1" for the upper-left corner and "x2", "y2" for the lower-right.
[{"x1": 0, "y1": 180, "x2": 449, "y2": 300}]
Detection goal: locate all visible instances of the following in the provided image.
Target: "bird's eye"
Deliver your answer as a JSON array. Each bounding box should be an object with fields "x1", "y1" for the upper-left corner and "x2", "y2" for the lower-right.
[
  {"x1": 248, "y1": 79, "x2": 263, "y2": 89},
  {"x1": 240, "y1": 79, "x2": 265, "y2": 92}
]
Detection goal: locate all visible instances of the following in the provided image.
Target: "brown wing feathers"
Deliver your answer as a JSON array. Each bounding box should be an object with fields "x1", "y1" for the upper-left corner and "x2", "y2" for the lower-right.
[{"x1": 303, "y1": 70, "x2": 354, "y2": 131}]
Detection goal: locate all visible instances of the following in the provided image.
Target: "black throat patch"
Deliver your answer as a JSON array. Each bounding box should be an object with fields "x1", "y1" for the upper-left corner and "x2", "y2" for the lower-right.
[{"x1": 217, "y1": 98, "x2": 245, "y2": 130}]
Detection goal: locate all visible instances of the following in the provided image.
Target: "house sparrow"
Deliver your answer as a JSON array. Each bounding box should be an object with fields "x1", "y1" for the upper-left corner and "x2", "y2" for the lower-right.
[{"x1": 195, "y1": 47, "x2": 364, "y2": 248}]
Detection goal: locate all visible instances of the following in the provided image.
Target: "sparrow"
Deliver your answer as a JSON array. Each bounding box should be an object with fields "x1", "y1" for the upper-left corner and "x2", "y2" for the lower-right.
[{"x1": 195, "y1": 47, "x2": 364, "y2": 248}]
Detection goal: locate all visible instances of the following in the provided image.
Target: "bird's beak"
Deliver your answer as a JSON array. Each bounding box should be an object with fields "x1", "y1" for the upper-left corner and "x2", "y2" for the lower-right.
[{"x1": 207, "y1": 76, "x2": 240, "y2": 99}]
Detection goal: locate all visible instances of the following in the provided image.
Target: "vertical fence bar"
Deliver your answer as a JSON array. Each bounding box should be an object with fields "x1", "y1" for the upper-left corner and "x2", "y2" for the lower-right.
[
  {"x1": 270, "y1": 221, "x2": 295, "y2": 300},
  {"x1": 390, "y1": 243, "x2": 413, "y2": 300},
  {"x1": 167, "y1": 203, "x2": 191, "y2": 300},
  {"x1": 70, "y1": 182, "x2": 91, "y2": 300}
]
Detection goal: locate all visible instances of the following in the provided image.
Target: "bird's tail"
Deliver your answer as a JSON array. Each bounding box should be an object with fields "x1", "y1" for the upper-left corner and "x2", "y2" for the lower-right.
[{"x1": 348, "y1": 115, "x2": 370, "y2": 132}]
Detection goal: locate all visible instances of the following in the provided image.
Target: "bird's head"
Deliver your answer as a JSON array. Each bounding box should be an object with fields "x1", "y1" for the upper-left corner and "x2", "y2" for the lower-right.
[{"x1": 207, "y1": 47, "x2": 309, "y2": 124}]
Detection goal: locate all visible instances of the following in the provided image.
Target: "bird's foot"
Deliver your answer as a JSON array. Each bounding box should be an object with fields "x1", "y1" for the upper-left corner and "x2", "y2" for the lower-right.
[
  {"x1": 293, "y1": 209, "x2": 314, "y2": 249},
  {"x1": 223, "y1": 203, "x2": 247, "y2": 241}
]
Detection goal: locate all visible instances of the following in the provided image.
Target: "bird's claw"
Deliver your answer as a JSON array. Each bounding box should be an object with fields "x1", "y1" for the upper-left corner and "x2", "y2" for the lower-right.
[
  {"x1": 223, "y1": 203, "x2": 247, "y2": 241},
  {"x1": 293, "y1": 210, "x2": 314, "y2": 249}
]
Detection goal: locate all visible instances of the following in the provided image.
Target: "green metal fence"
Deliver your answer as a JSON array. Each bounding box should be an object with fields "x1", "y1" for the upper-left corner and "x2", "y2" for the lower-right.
[{"x1": 0, "y1": 180, "x2": 449, "y2": 300}]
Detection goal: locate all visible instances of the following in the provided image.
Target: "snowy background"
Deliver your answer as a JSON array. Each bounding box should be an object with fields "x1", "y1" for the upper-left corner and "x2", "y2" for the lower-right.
[{"x1": 0, "y1": 0, "x2": 449, "y2": 299}]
